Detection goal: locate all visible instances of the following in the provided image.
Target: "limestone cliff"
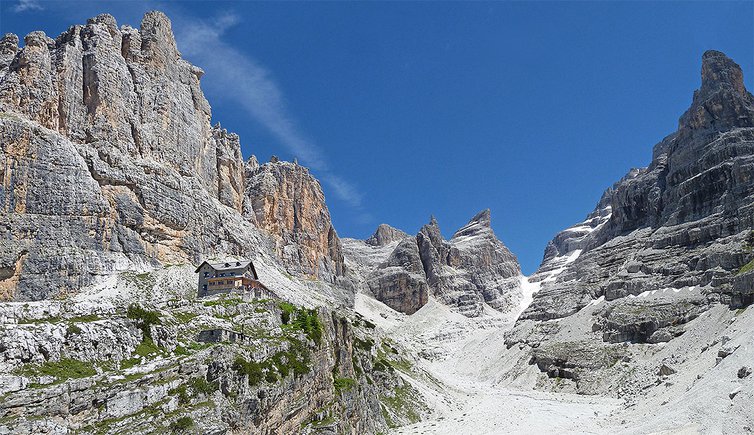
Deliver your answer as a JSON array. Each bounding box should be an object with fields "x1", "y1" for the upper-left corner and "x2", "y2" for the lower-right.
[
  {"x1": 367, "y1": 238, "x2": 429, "y2": 314},
  {"x1": 520, "y1": 50, "x2": 754, "y2": 322},
  {"x1": 0, "y1": 12, "x2": 343, "y2": 300},
  {"x1": 506, "y1": 51, "x2": 754, "y2": 398},
  {"x1": 244, "y1": 159, "x2": 345, "y2": 281}
]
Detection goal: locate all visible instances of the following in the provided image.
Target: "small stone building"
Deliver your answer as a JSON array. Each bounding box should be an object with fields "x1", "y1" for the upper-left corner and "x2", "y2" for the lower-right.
[{"x1": 195, "y1": 259, "x2": 269, "y2": 298}]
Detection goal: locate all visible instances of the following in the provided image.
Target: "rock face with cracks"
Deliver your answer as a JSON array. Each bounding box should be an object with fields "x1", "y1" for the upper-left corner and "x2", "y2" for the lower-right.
[
  {"x1": 244, "y1": 160, "x2": 345, "y2": 281},
  {"x1": 521, "y1": 50, "x2": 754, "y2": 323},
  {"x1": 344, "y1": 210, "x2": 523, "y2": 317},
  {"x1": 0, "y1": 12, "x2": 343, "y2": 301},
  {"x1": 504, "y1": 52, "x2": 754, "y2": 429}
]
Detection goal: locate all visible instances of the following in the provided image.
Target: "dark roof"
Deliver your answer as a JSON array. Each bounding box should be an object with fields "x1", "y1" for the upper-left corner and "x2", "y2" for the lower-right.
[{"x1": 195, "y1": 259, "x2": 259, "y2": 279}]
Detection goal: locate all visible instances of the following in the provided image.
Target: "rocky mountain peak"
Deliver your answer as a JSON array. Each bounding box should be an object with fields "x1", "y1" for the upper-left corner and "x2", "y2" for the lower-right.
[
  {"x1": 365, "y1": 224, "x2": 409, "y2": 246},
  {"x1": 700, "y1": 50, "x2": 746, "y2": 96},
  {"x1": 139, "y1": 11, "x2": 180, "y2": 68},
  {"x1": 521, "y1": 50, "x2": 754, "y2": 323},
  {"x1": 678, "y1": 50, "x2": 754, "y2": 142},
  {"x1": 452, "y1": 209, "x2": 491, "y2": 239},
  {"x1": 0, "y1": 11, "x2": 343, "y2": 298}
]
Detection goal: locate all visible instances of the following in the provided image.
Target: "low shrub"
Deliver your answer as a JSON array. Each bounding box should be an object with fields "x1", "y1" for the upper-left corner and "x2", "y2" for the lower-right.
[
  {"x1": 333, "y1": 377, "x2": 357, "y2": 392},
  {"x1": 127, "y1": 304, "x2": 161, "y2": 339},
  {"x1": 22, "y1": 358, "x2": 96, "y2": 382},
  {"x1": 170, "y1": 416, "x2": 194, "y2": 432}
]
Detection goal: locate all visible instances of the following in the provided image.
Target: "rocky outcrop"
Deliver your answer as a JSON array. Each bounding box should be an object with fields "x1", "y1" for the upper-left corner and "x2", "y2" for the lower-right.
[
  {"x1": 345, "y1": 210, "x2": 522, "y2": 317},
  {"x1": 366, "y1": 238, "x2": 428, "y2": 314},
  {"x1": 519, "y1": 50, "x2": 754, "y2": 322},
  {"x1": 244, "y1": 159, "x2": 345, "y2": 281},
  {"x1": 594, "y1": 295, "x2": 709, "y2": 343},
  {"x1": 0, "y1": 14, "x2": 243, "y2": 206},
  {"x1": 506, "y1": 51, "x2": 754, "y2": 399},
  {"x1": 365, "y1": 224, "x2": 409, "y2": 247},
  {"x1": 416, "y1": 210, "x2": 522, "y2": 316},
  {"x1": 0, "y1": 292, "x2": 412, "y2": 434}
]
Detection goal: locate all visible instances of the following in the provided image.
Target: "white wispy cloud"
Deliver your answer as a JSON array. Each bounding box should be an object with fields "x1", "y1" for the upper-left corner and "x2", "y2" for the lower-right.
[
  {"x1": 13, "y1": 0, "x2": 43, "y2": 12},
  {"x1": 175, "y1": 12, "x2": 368, "y2": 218},
  {"x1": 323, "y1": 174, "x2": 363, "y2": 208}
]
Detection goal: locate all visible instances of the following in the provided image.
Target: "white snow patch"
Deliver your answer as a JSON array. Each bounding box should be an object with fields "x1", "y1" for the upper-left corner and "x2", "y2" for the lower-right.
[
  {"x1": 517, "y1": 275, "x2": 541, "y2": 316},
  {"x1": 542, "y1": 249, "x2": 583, "y2": 283},
  {"x1": 634, "y1": 286, "x2": 698, "y2": 299}
]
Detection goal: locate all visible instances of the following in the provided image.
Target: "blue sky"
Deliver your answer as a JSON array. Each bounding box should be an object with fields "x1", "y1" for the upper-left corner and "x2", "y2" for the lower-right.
[{"x1": 1, "y1": 1, "x2": 753, "y2": 274}]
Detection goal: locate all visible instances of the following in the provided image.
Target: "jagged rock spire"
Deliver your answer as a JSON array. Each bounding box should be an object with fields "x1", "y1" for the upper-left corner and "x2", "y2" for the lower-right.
[
  {"x1": 699, "y1": 50, "x2": 746, "y2": 97},
  {"x1": 678, "y1": 50, "x2": 754, "y2": 141}
]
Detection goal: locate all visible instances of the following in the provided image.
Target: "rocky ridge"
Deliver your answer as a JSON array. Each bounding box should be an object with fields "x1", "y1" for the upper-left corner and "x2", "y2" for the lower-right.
[
  {"x1": 501, "y1": 51, "x2": 754, "y2": 431},
  {"x1": 244, "y1": 159, "x2": 345, "y2": 281},
  {"x1": 343, "y1": 210, "x2": 523, "y2": 317}
]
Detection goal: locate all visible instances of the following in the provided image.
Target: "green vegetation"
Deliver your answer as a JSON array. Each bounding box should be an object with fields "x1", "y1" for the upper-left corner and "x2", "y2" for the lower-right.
[
  {"x1": 20, "y1": 358, "x2": 96, "y2": 384},
  {"x1": 173, "y1": 312, "x2": 197, "y2": 324},
  {"x1": 202, "y1": 295, "x2": 243, "y2": 308},
  {"x1": 353, "y1": 337, "x2": 374, "y2": 352},
  {"x1": 127, "y1": 304, "x2": 165, "y2": 360},
  {"x1": 738, "y1": 258, "x2": 754, "y2": 275},
  {"x1": 333, "y1": 377, "x2": 357, "y2": 392},
  {"x1": 373, "y1": 358, "x2": 394, "y2": 372},
  {"x1": 389, "y1": 358, "x2": 413, "y2": 373},
  {"x1": 279, "y1": 301, "x2": 296, "y2": 324},
  {"x1": 381, "y1": 404, "x2": 396, "y2": 428},
  {"x1": 272, "y1": 339, "x2": 311, "y2": 377},
  {"x1": 311, "y1": 415, "x2": 336, "y2": 427},
  {"x1": 190, "y1": 376, "x2": 218, "y2": 395},
  {"x1": 233, "y1": 337, "x2": 312, "y2": 386},
  {"x1": 352, "y1": 355, "x2": 362, "y2": 377},
  {"x1": 279, "y1": 301, "x2": 323, "y2": 344},
  {"x1": 65, "y1": 324, "x2": 82, "y2": 337},
  {"x1": 68, "y1": 314, "x2": 101, "y2": 323},
  {"x1": 169, "y1": 385, "x2": 190, "y2": 404},
  {"x1": 380, "y1": 384, "x2": 422, "y2": 425},
  {"x1": 232, "y1": 356, "x2": 271, "y2": 386},
  {"x1": 170, "y1": 416, "x2": 194, "y2": 432},
  {"x1": 187, "y1": 342, "x2": 213, "y2": 351},
  {"x1": 282, "y1": 306, "x2": 323, "y2": 345},
  {"x1": 119, "y1": 358, "x2": 140, "y2": 370},
  {"x1": 127, "y1": 304, "x2": 161, "y2": 339},
  {"x1": 134, "y1": 337, "x2": 161, "y2": 357}
]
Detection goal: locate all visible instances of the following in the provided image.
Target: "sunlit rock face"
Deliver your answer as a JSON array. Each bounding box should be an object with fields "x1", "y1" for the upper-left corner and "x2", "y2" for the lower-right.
[
  {"x1": 519, "y1": 50, "x2": 754, "y2": 321},
  {"x1": 244, "y1": 160, "x2": 345, "y2": 281},
  {"x1": 0, "y1": 12, "x2": 344, "y2": 300}
]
